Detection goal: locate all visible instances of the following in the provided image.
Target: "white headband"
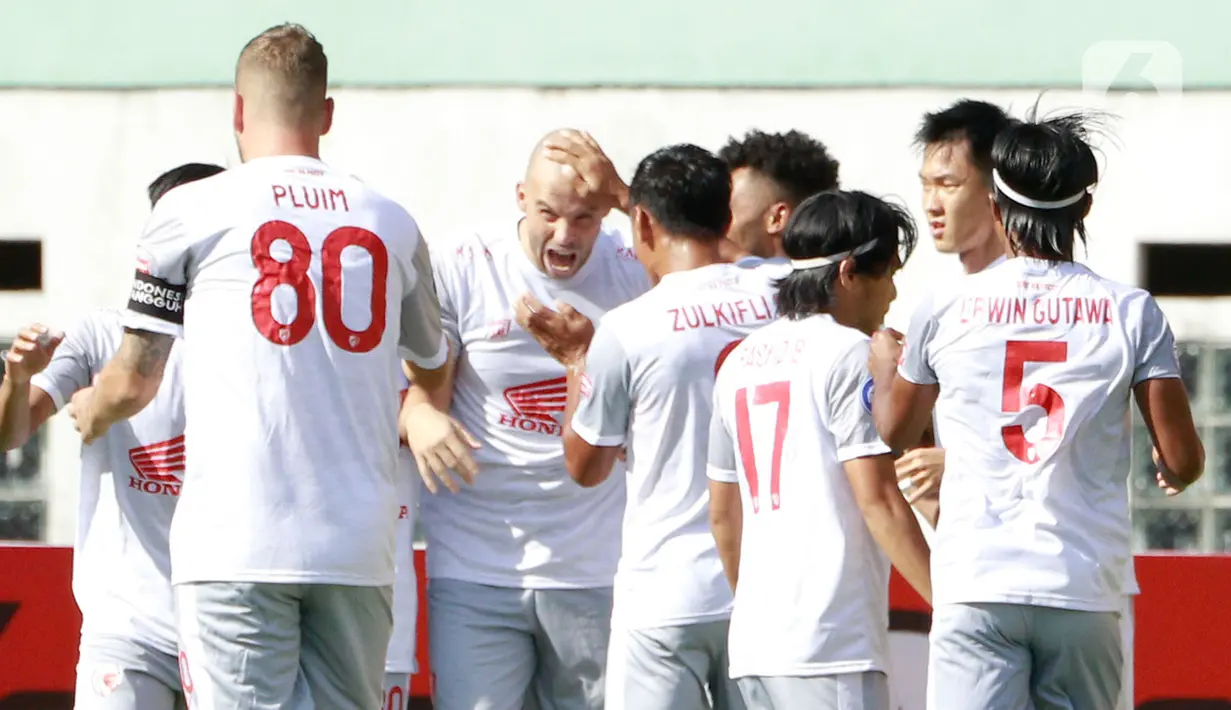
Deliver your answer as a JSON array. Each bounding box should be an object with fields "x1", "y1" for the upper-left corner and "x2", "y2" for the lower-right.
[
  {"x1": 789, "y1": 239, "x2": 878, "y2": 272},
  {"x1": 993, "y1": 169, "x2": 1092, "y2": 210}
]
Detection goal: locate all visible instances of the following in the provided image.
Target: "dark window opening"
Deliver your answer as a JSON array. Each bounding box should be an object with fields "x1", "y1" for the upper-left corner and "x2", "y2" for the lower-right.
[
  {"x1": 1140, "y1": 243, "x2": 1231, "y2": 297},
  {"x1": 0, "y1": 240, "x2": 42, "y2": 291}
]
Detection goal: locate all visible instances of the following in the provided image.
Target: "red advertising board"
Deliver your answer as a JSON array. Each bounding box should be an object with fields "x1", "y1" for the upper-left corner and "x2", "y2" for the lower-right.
[{"x1": 1, "y1": 546, "x2": 1229, "y2": 708}]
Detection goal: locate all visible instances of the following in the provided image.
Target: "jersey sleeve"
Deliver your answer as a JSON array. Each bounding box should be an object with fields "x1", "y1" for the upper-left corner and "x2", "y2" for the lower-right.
[
  {"x1": 824, "y1": 339, "x2": 892, "y2": 462},
  {"x1": 398, "y1": 236, "x2": 449, "y2": 370},
  {"x1": 122, "y1": 199, "x2": 192, "y2": 338},
  {"x1": 1131, "y1": 293, "x2": 1181, "y2": 385},
  {"x1": 897, "y1": 291, "x2": 938, "y2": 385},
  {"x1": 28, "y1": 314, "x2": 103, "y2": 411},
  {"x1": 569, "y1": 319, "x2": 632, "y2": 447},
  {"x1": 705, "y1": 389, "x2": 740, "y2": 484}
]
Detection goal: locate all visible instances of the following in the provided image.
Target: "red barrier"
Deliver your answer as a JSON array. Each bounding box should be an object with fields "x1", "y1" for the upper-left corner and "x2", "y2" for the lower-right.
[{"x1": 2, "y1": 546, "x2": 1229, "y2": 707}]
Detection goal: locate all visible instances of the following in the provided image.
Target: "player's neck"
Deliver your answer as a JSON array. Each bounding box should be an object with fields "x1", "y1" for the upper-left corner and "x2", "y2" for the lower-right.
[
  {"x1": 653, "y1": 236, "x2": 725, "y2": 279},
  {"x1": 825, "y1": 301, "x2": 874, "y2": 336},
  {"x1": 959, "y1": 233, "x2": 1006, "y2": 275},
  {"x1": 239, "y1": 132, "x2": 322, "y2": 163}
]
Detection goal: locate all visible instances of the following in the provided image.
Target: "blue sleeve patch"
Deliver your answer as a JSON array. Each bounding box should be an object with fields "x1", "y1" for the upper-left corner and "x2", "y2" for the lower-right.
[{"x1": 860, "y1": 378, "x2": 874, "y2": 414}]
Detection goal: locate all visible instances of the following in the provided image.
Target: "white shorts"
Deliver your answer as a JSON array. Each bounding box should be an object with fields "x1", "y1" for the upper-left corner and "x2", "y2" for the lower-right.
[
  {"x1": 75, "y1": 633, "x2": 185, "y2": 710},
  {"x1": 176, "y1": 582, "x2": 393, "y2": 710}
]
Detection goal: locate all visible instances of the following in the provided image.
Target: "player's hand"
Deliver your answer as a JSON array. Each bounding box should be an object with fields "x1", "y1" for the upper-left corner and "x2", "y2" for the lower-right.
[
  {"x1": 616, "y1": 447, "x2": 627, "y2": 463},
  {"x1": 2, "y1": 324, "x2": 64, "y2": 384},
  {"x1": 514, "y1": 293, "x2": 595, "y2": 369},
  {"x1": 67, "y1": 385, "x2": 107, "y2": 444},
  {"x1": 1153, "y1": 446, "x2": 1189, "y2": 496},
  {"x1": 868, "y1": 328, "x2": 905, "y2": 378},
  {"x1": 541, "y1": 130, "x2": 628, "y2": 213},
  {"x1": 896, "y1": 446, "x2": 945, "y2": 504},
  {"x1": 402, "y1": 402, "x2": 481, "y2": 495}
]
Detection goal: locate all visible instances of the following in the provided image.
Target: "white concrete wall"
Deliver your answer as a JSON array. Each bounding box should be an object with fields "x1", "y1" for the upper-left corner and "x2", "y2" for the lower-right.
[{"x1": 1, "y1": 87, "x2": 1226, "y2": 544}]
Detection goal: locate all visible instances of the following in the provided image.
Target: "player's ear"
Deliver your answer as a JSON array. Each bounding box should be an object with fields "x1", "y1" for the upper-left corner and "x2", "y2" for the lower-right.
[
  {"x1": 320, "y1": 97, "x2": 335, "y2": 137},
  {"x1": 765, "y1": 202, "x2": 790, "y2": 235},
  {"x1": 837, "y1": 256, "x2": 856, "y2": 286},
  {"x1": 515, "y1": 182, "x2": 528, "y2": 212},
  {"x1": 232, "y1": 93, "x2": 244, "y2": 134},
  {"x1": 633, "y1": 206, "x2": 655, "y2": 248}
]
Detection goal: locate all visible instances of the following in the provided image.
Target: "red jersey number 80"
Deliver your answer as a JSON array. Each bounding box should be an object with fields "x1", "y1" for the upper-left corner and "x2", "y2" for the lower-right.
[{"x1": 249, "y1": 220, "x2": 389, "y2": 353}]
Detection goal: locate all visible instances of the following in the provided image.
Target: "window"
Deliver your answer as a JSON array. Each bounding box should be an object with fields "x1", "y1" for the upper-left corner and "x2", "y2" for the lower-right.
[
  {"x1": 0, "y1": 240, "x2": 43, "y2": 291},
  {"x1": 1131, "y1": 341, "x2": 1231, "y2": 552},
  {"x1": 0, "y1": 340, "x2": 46, "y2": 541}
]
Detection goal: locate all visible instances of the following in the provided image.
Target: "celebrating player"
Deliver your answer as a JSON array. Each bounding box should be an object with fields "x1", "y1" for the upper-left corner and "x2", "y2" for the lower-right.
[
  {"x1": 708, "y1": 189, "x2": 931, "y2": 710},
  {"x1": 870, "y1": 111, "x2": 1204, "y2": 709},
  {"x1": 0, "y1": 161, "x2": 222, "y2": 710},
  {"x1": 401, "y1": 130, "x2": 649, "y2": 710},
  {"x1": 521, "y1": 144, "x2": 785, "y2": 709},
  {"x1": 719, "y1": 130, "x2": 841, "y2": 261},
  {"x1": 70, "y1": 24, "x2": 449, "y2": 709}
]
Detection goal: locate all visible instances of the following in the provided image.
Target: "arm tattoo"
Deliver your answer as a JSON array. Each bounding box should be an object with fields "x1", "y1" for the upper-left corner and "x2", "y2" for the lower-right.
[{"x1": 117, "y1": 329, "x2": 174, "y2": 377}]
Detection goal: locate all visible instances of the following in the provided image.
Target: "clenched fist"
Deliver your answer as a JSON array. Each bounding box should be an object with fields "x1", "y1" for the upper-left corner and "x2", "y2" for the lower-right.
[{"x1": 3, "y1": 324, "x2": 64, "y2": 384}]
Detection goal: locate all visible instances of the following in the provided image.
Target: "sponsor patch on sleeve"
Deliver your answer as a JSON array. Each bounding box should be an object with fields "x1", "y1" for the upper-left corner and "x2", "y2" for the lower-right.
[
  {"x1": 860, "y1": 378, "x2": 875, "y2": 414},
  {"x1": 127, "y1": 271, "x2": 186, "y2": 325}
]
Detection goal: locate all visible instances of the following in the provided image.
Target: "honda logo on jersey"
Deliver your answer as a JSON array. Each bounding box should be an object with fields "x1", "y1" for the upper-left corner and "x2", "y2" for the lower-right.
[
  {"x1": 127, "y1": 435, "x2": 185, "y2": 497},
  {"x1": 500, "y1": 377, "x2": 568, "y2": 436}
]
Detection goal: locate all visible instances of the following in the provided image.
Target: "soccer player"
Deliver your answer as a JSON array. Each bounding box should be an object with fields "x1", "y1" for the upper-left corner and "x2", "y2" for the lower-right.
[
  {"x1": 69, "y1": 24, "x2": 450, "y2": 709},
  {"x1": 0, "y1": 161, "x2": 222, "y2": 710},
  {"x1": 870, "y1": 112, "x2": 1204, "y2": 710},
  {"x1": 522, "y1": 143, "x2": 783, "y2": 710},
  {"x1": 400, "y1": 130, "x2": 650, "y2": 710},
  {"x1": 718, "y1": 129, "x2": 841, "y2": 260},
  {"x1": 707, "y1": 189, "x2": 932, "y2": 710},
  {"x1": 909, "y1": 98, "x2": 1152, "y2": 710}
]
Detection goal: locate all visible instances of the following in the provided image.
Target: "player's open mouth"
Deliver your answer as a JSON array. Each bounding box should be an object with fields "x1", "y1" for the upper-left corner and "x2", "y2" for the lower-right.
[{"x1": 545, "y1": 249, "x2": 578, "y2": 274}]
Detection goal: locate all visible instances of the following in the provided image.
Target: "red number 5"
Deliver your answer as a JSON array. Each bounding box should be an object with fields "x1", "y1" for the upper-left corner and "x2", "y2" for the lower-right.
[
  {"x1": 734, "y1": 381, "x2": 790, "y2": 513},
  {"x1": 1001, "y1": 340, "x2": 1068, "y2": 463},
  {"x1": 250, "y1": 220, "x2": 389, "y2": 353}
]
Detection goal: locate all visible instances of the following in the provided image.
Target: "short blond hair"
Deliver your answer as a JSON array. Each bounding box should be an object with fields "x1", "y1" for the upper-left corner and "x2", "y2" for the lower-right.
[{"x1": 236, "y1": 24, "x2": 328, "y2": 125}]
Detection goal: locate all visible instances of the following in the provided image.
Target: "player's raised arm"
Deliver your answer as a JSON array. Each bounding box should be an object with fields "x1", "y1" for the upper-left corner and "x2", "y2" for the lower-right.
[
  {"x1": 399, "y1": 236, "x2": 481, "y2": 494},
  {"x1": 558, "y1": 317, "x2": 625, "y2": 487},
  {"x1": 0, "y1": 324, "x2": 65, "y2": 450},
  {"x1": 1130, "y1": 295, "x2": 1204, "y2": 493},
  {"x1": 869, "y1": 296, "x2": 940, "y2": 451},
  {"x1": 71, "y1": 196, "x2": 190, "y2": 443},
  {"x1": 830, "y1": 340, "x2": 932, "y2": 604}
]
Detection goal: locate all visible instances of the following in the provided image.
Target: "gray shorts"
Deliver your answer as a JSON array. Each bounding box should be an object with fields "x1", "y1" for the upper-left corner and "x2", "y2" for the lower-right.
[
  {"x1": 383, "y1": 672, "x2": 411, "y2": 710},
  {"x1": 737, "y1": 672, "x2": 889, "y2": 710},
  {"x1": 928, "y1": 602, "x2": 1122, "y2": 710},
  {"x1": 606, "y1": 620, "x2": 744, "y2": 710},
  {"x1": 176, "y1": 582, "x2": 393, "y2": 710},
  {"x1": 427, "y1": 578, "x2": 612, "y2": 710},
  {"x1": 75, "y1": 634, "x2": 186, "y2": 710}
]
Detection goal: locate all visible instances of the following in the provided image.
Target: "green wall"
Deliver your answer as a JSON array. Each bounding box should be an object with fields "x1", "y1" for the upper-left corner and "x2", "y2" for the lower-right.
[{"x1": 2, "y1": 0, "x2": 1227, "y2": 88}]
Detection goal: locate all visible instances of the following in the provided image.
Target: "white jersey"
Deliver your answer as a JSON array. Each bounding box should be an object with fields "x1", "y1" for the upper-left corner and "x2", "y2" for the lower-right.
[
  {"x1": 898, "y1": 257, "x2": 1180, "y2": 612},
  {"x1": 419, "y1": 222, "x2": 650, "y2": 588},
  {"x1": 708, "y1": 314, "x2": 893, "y2": 679},
  {"x1": 30, "y1": 308, "x2": 184, "y2": 654},
  {"x1": 387, "y1": 381, "x2": 419, "y2": 674},
  {"x1": 571, "y1": 260, "x2": 785, "y2": 630},
  {"x1": 122, "y1": 155, "x2": 448, "y2": 586}
]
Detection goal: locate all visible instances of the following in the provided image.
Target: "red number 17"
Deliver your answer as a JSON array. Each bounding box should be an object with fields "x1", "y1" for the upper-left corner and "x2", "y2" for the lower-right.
[{"x1": 734, "y1": 381, "x2": 791, "y2": 513}]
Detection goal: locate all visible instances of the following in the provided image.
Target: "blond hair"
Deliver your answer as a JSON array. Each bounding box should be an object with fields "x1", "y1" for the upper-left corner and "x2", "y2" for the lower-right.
[{"x1": 236, "y1": 24, "x2": 328, "y2": 126}]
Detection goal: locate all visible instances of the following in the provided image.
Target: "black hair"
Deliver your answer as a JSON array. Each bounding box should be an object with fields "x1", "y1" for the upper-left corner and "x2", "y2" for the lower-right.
[
  {"x1": 148, "y1": 163, "x2": 225, "y2": 207},
  {"x1": 914, "y1": 100, "x2": 1013, "y2": 184},
  {"x1": 628, "y1": 143, "x2": 731, "y2": 241},
  {"x1": 718, "y1": 129, "x2": 840, "y2": 205},
  {"x1": 991, "y1": 108, "x2": 1102, "y2": 262},
  {"x1": 775, "y1": 190, "x2": 918, "y2": 319}
]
